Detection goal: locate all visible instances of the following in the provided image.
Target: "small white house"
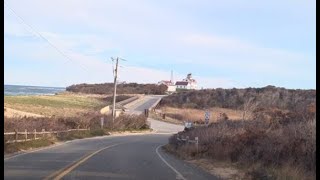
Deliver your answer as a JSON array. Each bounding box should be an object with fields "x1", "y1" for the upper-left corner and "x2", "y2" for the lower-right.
[
  {"x1": 167, "y1": 85, "x2": 176, "y2": 92},
  {"x1": 158, "y1": 80, "x2": 176, "y2": 93},
  {"x1": 175, "y1": 73, "x2": 197, "y2": 90}
]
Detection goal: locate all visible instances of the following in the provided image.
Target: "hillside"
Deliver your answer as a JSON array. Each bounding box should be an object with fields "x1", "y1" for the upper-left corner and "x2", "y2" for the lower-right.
[
  {"x1": 160, "y1": 86, "x2": 316, "y2": 111},
  {"x1": 66, "y1": 83, "x2": 168, "y2": 95},
  {"x1": 162, "y1": 86, "x2": 316, "y2": 179},
  {"x1": 159, "y1": 86, "x2": 316, "y2": 123}
]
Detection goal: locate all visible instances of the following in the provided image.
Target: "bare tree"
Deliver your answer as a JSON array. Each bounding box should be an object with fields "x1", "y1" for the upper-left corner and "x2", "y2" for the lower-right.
[{"x1": 242, "y1": 97, "x2": 259, "y2": 121}]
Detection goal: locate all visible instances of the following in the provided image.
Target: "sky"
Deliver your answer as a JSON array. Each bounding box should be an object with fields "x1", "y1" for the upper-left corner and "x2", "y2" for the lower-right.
[{"x1": 4, "y1": 0, "x2": 316, "y2": 89}]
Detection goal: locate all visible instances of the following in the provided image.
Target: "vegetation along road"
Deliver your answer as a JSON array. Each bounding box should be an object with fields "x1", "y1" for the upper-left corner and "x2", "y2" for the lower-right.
[{"x1": 4, "y1": 96, "x2": 217, "y2": 180}]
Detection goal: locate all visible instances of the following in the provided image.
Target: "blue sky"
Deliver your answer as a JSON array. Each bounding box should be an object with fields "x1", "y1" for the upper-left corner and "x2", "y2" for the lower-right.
[{"x1": 4, "y1": 0, "x2": 316, "y2": 89}]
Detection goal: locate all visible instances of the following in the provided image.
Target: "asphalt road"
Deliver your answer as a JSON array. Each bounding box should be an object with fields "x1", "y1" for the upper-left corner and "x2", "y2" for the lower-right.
[
  {"x1": 132, "y1": 96, "x2": 160, "y2": 112},
  {"x1": 4, "y1": 96, "x2": 217, "y2": 180},
  {"x1": 126, "y1": 95, "x2": 164, "y2": 115}
]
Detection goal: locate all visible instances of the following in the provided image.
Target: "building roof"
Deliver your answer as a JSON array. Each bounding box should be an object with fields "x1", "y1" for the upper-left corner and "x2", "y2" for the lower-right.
[
  {"x1": 158, "y1": 80, "x2": 173, "y2": 86},
  {"x1": 161, "y1": 80, "x2": 171, "y2": 84},
  {"x1": 175, "y1": 81, "x2": 189, "y2": 86}
]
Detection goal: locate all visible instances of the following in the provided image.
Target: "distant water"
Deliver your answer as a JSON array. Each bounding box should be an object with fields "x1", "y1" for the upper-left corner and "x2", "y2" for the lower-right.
[{"x1": 4, "y1": 85, "x2": 66, "y2": 96}]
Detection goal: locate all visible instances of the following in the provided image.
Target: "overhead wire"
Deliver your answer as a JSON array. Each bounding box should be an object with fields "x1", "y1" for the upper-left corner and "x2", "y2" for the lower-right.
[{"x1": 4, "y1": 0, "x2": 90, "y2": 74}]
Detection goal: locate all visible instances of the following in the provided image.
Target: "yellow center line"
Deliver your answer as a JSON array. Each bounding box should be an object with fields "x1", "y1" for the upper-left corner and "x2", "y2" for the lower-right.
[{"x1": 44, "y1": 143, "x2": 121, "y2": 180}]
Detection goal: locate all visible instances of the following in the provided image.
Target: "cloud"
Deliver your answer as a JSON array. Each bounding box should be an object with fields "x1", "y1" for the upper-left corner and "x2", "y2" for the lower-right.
[
  {"x1": 177, "y1": 33, "x2": 311, "y2": 76},
  {"x1": 4, "y1": 0, "x2": 315, "y2": 89}
]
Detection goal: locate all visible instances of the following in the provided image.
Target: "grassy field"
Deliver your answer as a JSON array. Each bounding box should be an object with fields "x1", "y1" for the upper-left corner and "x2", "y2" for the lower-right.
[
  {"x1": 4, "y1": 93, "x2": 151, "y2": 155},
  {"x1": 4, "y1": 93, "x2": 107, "y2": 117}
]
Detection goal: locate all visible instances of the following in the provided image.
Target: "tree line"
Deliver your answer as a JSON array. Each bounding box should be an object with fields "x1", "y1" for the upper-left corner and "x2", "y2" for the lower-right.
[{"x1": 66, "y1": 83, "x2": 168, "y2": 95}]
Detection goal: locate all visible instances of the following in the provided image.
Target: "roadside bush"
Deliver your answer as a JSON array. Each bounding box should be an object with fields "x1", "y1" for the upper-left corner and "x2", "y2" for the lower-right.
[
  {"x1": 161, "y1": 86, "x2": 316, "y2": 112},
  {"x1": 112, "y1": 114, "x2": 149, "y2": 131},
  {"x1": 4, "y1": 112, "x2": 149, "y2": 132},
  {"x1": 168, "y1": 117, "x2": 316, "y2": 179}
]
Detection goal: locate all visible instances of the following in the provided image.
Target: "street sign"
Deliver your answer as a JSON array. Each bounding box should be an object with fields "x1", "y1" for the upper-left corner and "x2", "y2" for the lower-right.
[
  {"x1": 185, "y1": 121, "x2": 193, "y2": 129},
  {"x1": 204, "y1": 110, "x2": 210, "y2": 126}
]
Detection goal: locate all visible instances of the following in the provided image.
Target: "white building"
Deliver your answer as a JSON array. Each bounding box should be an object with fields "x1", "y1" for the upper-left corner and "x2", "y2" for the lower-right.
[
  {"x1": 175, "y1": 73, "x2": 197, "y2": 90},
  {"x1": 158, "y1": 80, "x2": 176, "y2": 93}
]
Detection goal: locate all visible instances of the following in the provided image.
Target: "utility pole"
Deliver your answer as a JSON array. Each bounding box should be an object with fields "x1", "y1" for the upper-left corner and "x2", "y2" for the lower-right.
[
  {"x1": 112, "y1": 57, "x2": 119, "y2": 129},
  {"x1": 111, "y1": 57, "x2": 126, "y2": 129}
]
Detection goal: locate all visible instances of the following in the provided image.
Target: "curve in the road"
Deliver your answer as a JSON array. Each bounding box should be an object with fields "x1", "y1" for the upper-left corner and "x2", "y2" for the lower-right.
[
  {"x1": 156, "y1": 145, "x2": 186, "y2": 180},
  {"x1": 46, "y1": 143, "x2": 122, "y2": 180}
]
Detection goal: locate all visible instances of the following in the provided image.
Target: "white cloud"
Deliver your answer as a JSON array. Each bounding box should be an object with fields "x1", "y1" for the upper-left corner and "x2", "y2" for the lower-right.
[
  {"x1": 177, "y1": 33, "x2": 310, "y2": 76},
  {"x1": 4, "y1": 0, "x2": 315, "y2": 89}
]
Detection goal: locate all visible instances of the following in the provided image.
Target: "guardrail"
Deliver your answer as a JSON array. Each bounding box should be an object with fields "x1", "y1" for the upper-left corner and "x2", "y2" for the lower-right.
[
  {"x1": 4, "y1": 128, "x2": 89, "y2": 143},
  {"x1": 176, "y1": 134, "x2": 199, "y2": 153},
  {"x1": 117, "y1": 96, "x2": 139, "y2": 107}
]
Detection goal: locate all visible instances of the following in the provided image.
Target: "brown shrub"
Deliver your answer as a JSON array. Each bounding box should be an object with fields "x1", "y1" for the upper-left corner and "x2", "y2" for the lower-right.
[
  {"x1": 4, "y1": 112, "x2": 149, "y2": 132},
  {"x1": 112, "y1": 114, "x2": 149, "y2": 130},
  {"x1": 161, "y1": 86, "x2": 316, "y2": 112},
  {"x1": 169, "y1": 117, "x2": 316, "y2": 178}
]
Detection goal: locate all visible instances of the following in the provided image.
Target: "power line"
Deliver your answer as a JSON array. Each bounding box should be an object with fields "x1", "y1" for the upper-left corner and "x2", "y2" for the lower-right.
[{"x1": 4, "y1": 0, "x2": 90, "y2": 73}]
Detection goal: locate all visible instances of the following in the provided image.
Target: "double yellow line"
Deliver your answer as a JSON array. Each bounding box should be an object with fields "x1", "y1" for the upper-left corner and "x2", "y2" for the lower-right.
[{"x1": 44, "y1": 143, "x2": 121, "y2": 180}]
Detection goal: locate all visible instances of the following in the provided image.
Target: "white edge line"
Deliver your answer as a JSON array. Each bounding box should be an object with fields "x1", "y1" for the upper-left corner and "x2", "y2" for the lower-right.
[{"x1": 156, "y1": 145, "x2": 187, "y2": 180}]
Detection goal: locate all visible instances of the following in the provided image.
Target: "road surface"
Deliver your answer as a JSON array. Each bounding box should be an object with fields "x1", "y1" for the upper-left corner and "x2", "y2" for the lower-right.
[{"x1": 4, "y1": 95, "x2": 217, "y2": 180}]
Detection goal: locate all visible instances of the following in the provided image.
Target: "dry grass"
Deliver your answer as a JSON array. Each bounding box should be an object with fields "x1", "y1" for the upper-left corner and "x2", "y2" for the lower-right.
[
  {"x1": 167, "y1": 118, "x2": 316, "y2": 179},
  {"x1": 4, "y1": 138, "x2": 56, "y2": 155},
  {"x1": 4, "y1": 113, "x2": 149, "y2": 154},
  {"x1": 160, "y1": 106, "x2": 246, "y2": 123},
  {"x1": 4, "y1": 111, "x2": 149, "y2": 132},
  {"x1": 149, "y1": 112, "x2": 183, "y2": 125},
  {"x1": 4, "y1": 94, "x2": 107, "y2": 117},
  {"x1": 187, "y1": 159, "x2": 245, "y2": 179}
]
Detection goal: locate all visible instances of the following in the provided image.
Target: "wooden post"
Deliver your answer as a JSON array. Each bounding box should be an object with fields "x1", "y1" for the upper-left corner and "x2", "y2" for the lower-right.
[
  {"x1": 42, "y1": 129, "x2": 45, "y2": 138},
  {"x1": 186, "y1": 136, "x2": 189, "y2": 144},
  {"x1": 34, "y1": 129, "x2": 36, "y2": 139},
  {"x1": 25, "y1": 129, "x2": 27, "y2": 141},
  {"x1": 195, "y1": 137, "x2": 199, "y2": 154},
  {"x1": 15, "y1": 129, "x2": 18, "y2": 143}
]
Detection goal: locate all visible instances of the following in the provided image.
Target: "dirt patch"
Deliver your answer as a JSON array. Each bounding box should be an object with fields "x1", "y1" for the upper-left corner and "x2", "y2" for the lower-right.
[
  {"x1": 187, "y1": 159, "x2": 245, "y2": 180},
  {"x1": 4, "y1": 107, "x2": 44, "y2": 118}
]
